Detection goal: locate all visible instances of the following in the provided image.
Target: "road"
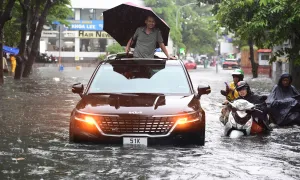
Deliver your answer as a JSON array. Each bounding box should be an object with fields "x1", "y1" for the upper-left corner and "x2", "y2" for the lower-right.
[{"x1": 0, "y1": 64, "x2": 299, "y2": 179}]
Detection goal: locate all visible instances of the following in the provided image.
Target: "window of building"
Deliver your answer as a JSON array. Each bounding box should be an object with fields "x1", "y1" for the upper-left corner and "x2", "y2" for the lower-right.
[
  {"x1": 47, "y1": 38, "x2": 75, "y2": 52},
  {"x1": 67, "y1": 9, "x2": 75, "y2": 20},
  {"x1": 261, "y1": 54, "x2": 270, "y2": 61},
  {"x1": 80, "y1": 39, "x2": 107, "y2": 52},
  {"x1": 80, "y1": 9, "x2": 94, "y2": 20},
  {"x1": 95, "y1": 9, "x2": 105, "y2": 20}
]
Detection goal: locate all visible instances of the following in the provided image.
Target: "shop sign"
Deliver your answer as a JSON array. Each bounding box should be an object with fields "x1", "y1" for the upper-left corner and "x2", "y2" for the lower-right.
[
  {"x1": 63, "y1": 31, "x2": 77, "y2": 38},
  {"x1": 42, "y1": 31, "x2": 58, "y2": 37},
  {"x1": 68, "y1": 20, "x2": 103, "y2": 31},
  {"x1": 78, "y1": 31, "x2": 111, "y2": 38}
]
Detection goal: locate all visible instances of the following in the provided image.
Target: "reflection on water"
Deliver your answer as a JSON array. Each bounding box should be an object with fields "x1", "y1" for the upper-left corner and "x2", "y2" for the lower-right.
[{"x1": 0, "y1": 67, "x2": 299, "y2": 179}]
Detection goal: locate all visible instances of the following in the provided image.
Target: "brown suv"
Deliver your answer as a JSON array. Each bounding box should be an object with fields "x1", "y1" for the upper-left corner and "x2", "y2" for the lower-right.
[{"x1": 70, "y1": 58, "x2": 210, "y2": 146}]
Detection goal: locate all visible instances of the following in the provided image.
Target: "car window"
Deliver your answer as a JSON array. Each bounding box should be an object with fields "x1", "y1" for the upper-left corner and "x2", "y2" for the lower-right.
[{"x1": 89, "y1": 62, "x2": 191, "y2": 94}]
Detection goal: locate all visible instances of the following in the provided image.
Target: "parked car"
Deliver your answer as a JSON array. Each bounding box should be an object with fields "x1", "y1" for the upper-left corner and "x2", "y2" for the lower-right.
[
  {"x1": 183, "y1": 60, "x2": 197, "y2": 69},
  {"x1": 70, "y1": 58, "x2": 211, "y2": 146},
  {"x1": 222, "y1": 59, "x2": 240, "y2": 69}
]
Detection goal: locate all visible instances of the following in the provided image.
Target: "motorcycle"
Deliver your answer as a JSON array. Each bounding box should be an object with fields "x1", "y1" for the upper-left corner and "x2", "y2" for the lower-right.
[
  {"x1": 37, "y1": 53, "x2": 52, "y2": 63},
  {"x1": 50, "y1": 55, "x2": 58, "y2": 63},
  {"x1": 220, "y1": 99, "x2": 271, "y2": 138}
]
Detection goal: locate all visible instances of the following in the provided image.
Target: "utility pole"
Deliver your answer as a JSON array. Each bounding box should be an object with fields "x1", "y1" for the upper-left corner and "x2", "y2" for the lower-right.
[
  {"x1": 58, "y1": 24, "x2": 64, "y2": 71},
  {"x1": 215, "y1": 32, "x2": 219, "y2": 73},
  {"x1": 58, "y1": 24, "x2": 61, "y2": 65}
]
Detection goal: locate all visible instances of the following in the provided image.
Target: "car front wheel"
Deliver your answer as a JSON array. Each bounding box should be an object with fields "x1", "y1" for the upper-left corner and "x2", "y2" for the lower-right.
[
  {"x1": 69, "y1": 121, "x2": 83, "y2": 143},
  {"x1": 189, "y1": 129, "x2": 205, "y2": 145}
]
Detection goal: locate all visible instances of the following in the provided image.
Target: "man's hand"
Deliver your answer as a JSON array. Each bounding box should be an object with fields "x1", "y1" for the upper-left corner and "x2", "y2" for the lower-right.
[{"x1": 167, "y1": 56, "x2": 177, "y2": 60}]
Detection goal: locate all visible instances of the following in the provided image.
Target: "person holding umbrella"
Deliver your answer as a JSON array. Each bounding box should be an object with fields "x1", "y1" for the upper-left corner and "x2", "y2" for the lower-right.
[
  {"x1": 103, "y1": 2, "x2": 176, "y2": 59},
  {"x1": 125, "y1": 16, "x2": 176, "y2": 59}
]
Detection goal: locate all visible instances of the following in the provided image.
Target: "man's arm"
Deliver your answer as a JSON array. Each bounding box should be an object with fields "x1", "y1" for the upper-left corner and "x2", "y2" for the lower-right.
[
  {"x1": 159, "y1": 43, "x2": 176, "y2": 59},
  {"x1": 125, "y1": 38, "x2": 133, "y2": 53}
]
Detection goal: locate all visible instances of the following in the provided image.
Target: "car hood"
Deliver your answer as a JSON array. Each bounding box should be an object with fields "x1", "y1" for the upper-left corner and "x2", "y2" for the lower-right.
[{"x1": 75, "y1": 94, "x2": 200, "y2": 116}]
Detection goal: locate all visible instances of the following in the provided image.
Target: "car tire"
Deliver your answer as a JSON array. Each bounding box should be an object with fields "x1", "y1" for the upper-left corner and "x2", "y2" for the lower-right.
[
  {"x1": 194, "y1": 66, "x2": 197, "y2": 69},
  {"x1": 190, "y1": 128, "x2": 205, "y2": 146},
  {"x1": 69, "y1": 121, "x2": 82, "y2": 143}
]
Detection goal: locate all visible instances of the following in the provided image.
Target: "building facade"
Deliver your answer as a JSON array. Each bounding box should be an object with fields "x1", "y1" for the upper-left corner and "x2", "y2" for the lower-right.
[{"x1": 40, "y1": 0, "x2": 174, "y2": 61}]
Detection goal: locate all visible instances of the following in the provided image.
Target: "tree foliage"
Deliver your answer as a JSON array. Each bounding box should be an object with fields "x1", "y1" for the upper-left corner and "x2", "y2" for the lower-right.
[
  {"x1": 256, "y1": 0, "x2": 300, "y2": 89},
  {"x1": 145, "y1": 0, "x2": 217, "y2": 55},
  {"x1": 107, "y1": 43, "x2": 124, "y2": 54},
  {"x1": 215, "y1": 0, "x2": 264, "y2": 78},
  {"x1": 2, "y1": 0, "x2": 72, "y2": 49}
]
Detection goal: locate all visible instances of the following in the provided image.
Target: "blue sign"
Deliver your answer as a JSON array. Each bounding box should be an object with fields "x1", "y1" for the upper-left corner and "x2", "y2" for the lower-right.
[
  {"x1": 69, "y1": 20, "x2": 103, "y2": 31},
  {"x1": 53, "y1": 20, "x2": 104, "y2": 31}
]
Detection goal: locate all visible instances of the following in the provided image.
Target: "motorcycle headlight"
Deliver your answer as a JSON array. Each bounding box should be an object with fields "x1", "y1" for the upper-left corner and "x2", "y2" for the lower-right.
[{"x1": 176, "y1": 112, "x2": 201, "y2": 124}]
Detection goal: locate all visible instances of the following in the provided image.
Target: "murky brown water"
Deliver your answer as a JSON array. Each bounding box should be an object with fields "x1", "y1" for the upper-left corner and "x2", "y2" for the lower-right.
[{"x1": 0, "y1": 66, "x2": 299, "y2": 179}]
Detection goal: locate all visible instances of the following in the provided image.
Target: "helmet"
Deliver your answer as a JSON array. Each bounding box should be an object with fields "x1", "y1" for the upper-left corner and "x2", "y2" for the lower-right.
[
  {"x1": 232, "y1": 69, "x2": 244, "y2": 80},
  {"x1": 236, "y1": 81, "x2": 249, "y2": 91},
  {"x1": 232, "y1": 69, "x2": 244, "y2": 76}
]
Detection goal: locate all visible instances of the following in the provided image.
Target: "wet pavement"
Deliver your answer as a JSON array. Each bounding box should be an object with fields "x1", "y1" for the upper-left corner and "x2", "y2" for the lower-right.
[{"x1": 0, "y1": 65, "x2": 299, "y2": 179}]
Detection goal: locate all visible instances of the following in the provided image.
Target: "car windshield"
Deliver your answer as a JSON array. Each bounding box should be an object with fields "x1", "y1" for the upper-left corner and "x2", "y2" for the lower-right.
[{"x1": 88, "y1": 60, "x2": 191, "y2": 95}]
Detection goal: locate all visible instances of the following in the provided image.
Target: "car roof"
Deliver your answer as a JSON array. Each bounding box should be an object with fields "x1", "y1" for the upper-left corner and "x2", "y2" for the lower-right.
[{"x1": 102, "y1": 58, "x2": 182, "y2": 66}]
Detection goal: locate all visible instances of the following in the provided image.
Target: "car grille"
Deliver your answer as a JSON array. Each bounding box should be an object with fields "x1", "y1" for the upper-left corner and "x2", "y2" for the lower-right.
[{"x1": 95, "y1": 115, "x2": 176, "y2": 135}]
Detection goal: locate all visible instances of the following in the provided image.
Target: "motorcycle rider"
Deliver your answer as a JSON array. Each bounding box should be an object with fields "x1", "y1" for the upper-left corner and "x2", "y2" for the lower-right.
[
  {"x1": 220, "y1": 69, "x2": 244, "y2": 123},
  {"x1": 235, "y1": 81, "x2": 272, "y2": 133},
  {"x1": 221, "y1": 69, "x2": 245, "y2": 101}
]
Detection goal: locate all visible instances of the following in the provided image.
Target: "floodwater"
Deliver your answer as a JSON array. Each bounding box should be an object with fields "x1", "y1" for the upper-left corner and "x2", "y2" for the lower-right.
[{"x1": 0, "y1": 65, "x2": 299, "y2": 179}]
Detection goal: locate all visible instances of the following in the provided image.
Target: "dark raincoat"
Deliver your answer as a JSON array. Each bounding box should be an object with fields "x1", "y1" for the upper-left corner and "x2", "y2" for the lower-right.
[
  {"x1": 266, "y1": 73, "x2": 300, "y2": 126},
  {"x1": 237, "y1": 87, "x2": 272, "y2": 131}
]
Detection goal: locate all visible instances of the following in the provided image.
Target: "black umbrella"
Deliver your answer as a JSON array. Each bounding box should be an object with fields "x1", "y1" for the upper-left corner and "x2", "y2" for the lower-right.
[{"x1": 103, "y1": 2, "x2": 170, "y2": 47}]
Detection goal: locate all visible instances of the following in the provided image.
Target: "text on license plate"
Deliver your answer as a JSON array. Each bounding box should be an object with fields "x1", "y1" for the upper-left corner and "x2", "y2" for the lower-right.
[{"x1": 123, "y1": 137, "x2": 148, "y2": 146}]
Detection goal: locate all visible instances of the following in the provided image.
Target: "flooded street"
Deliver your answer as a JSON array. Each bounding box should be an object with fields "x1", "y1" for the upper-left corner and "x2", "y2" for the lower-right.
[{"x1": 0, "y1": 65, "x2": 299, "y2": 180}]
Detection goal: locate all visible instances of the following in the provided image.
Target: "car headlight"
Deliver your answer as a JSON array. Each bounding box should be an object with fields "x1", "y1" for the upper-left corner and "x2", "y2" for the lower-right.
[
  {"x1": 74, "y1": 111, "x2": 96, "y2": 125},
  {"x1": 177, "y1": 112, "x2": 201, "y2": 124}
]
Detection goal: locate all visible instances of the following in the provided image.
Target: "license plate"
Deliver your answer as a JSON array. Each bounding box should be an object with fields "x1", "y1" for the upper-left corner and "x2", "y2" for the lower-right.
[
  {"x1": 123, "y1": 137, "x2": 148, "y2": 146},
  {"x1": 228, "y1": 67, "x2": 232, "y2": 69}
]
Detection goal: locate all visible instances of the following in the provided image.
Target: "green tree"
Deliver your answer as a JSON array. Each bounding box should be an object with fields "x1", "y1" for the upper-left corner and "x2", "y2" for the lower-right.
[
  {"x1": 0, "y1": 0, "x2": 17, "y2": 85},
  {"x1": 215, "y1": 0, "x2": 265, "y2": 78},
  {"x1": 254, "y1": 0, "x2": 300, "y2": 89},
  {"x1": 107, "y1": 43, "x2": 124, "y2": 54},
  {"x1": 14, "y1": 0, "x2": 72, "y2": 78},
  {"x1": 178, "y1": 1, "x2": 217, "y2": 55}
]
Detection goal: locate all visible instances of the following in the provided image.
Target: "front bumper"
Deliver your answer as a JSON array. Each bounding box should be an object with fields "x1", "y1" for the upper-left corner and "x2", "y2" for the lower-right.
[{"x1": 70, "y1": 116, "x2": 205, "y2": 144}]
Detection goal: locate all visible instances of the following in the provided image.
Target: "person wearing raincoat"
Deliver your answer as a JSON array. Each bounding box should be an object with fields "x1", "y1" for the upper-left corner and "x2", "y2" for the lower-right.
[
  {"x1": 235, "y1": 81, "x2": 272, "y2": 133},
  {"x1": 266, "y1": 73, "x2": 300, "y2": 126},
  {"x1": 9, "y1": 54, "x2": 17, "y2": 73},
  {"x1": 220, "y1": 81, "x2": 272, "y2": 133}
]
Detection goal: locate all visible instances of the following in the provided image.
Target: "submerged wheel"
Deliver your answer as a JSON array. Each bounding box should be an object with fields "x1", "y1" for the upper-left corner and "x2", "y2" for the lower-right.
[{"x1": 69, "y1": 121, "x2": 82, "y2": 143}]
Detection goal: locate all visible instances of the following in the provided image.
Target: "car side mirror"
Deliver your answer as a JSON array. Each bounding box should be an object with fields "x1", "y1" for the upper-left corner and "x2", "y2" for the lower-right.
[
  {"x1": 196, "y1": 85, "x2": 211, "y2": 99},
  {"x1": 72, "y1": 83, "x2": 84, "y2": 97}
]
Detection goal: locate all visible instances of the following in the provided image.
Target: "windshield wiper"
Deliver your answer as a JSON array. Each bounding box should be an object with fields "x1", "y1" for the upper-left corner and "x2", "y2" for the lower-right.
[{"x1": 88, "y1": 92, "x2": 139, "y2": 96}]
